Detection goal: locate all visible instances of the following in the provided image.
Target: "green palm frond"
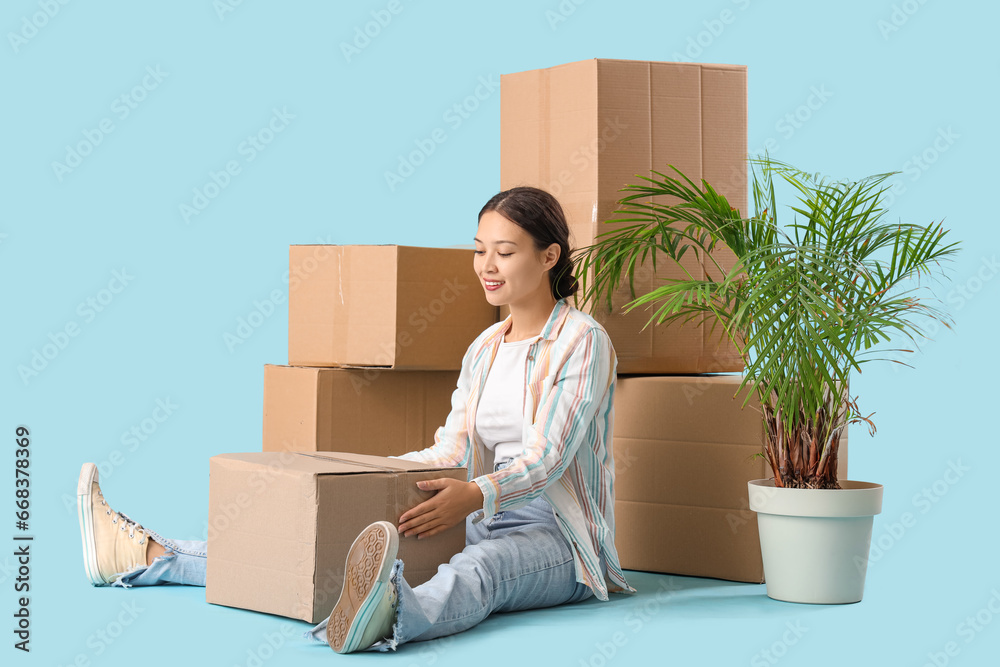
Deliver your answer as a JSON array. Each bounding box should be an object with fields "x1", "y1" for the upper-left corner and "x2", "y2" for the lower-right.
[{"x1": 573, "y1": 156, "x2": 960, "y2": 488}]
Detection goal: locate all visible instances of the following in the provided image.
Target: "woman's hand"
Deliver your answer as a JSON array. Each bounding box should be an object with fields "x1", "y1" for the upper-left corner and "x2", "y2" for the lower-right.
[{"x1": 398, "y1": 478, "x2": 484, "y2": 539}]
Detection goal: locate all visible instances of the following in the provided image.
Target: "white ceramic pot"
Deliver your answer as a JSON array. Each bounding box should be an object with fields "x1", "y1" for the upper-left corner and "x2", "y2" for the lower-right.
[{"x1": 748, "y1": 479, "x2": 884, "y2": 604}]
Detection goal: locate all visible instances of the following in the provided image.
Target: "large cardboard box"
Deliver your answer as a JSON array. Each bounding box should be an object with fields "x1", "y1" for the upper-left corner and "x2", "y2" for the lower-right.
[
  {"x1": 501, "y1": 58, "x2": 747, "y2": 373},
  {"x1": 612, "y1": 375, "x2": 848, "y2": 583},
  {"x1": 288, "y1": 245, "x2": 497, "y2": 370},
  {"x1": 206, "y1": 452, "x2": 466, "y2": 623},
  {"x1": 263, "y1": 364, "x2": 459, "y2": 455}
]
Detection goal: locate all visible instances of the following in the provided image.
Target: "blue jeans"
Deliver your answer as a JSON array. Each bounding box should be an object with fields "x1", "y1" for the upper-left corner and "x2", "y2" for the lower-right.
[
  {"x1": 307, "y1": 495, "x2": 594, "y2": 651},
  {"x1": 115, "y1": 531, "x2": 207, "y2": 588},
  {"x1": 117, "y1": 497, "x2": 594, "y2": 650}
]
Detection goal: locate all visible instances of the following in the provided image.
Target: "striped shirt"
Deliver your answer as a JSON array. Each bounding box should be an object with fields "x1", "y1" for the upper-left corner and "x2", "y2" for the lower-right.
[{"x1": 396, "y1": 298, "x2": 634, "y2": 601}]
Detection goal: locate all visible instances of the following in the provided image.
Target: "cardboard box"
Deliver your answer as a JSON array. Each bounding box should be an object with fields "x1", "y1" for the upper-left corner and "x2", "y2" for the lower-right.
[
  {"x1": 612, "y1": 375, "x2": 848, "y2": 583},
  {"x1": 263, "y1": 364, "x2": 459, "y2": 456},
  {"x1": 206, "y1": 452, "x2": 466, "y2": 623},
  {"x1": 288, "y1": 245, "x2": 497, "y2": 370},
  {"x1": 500, "y1": 58, "x2": 747, "y2": 373}
]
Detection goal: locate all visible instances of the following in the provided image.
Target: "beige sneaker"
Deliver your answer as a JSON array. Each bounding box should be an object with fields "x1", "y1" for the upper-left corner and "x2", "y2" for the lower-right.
[
  {"x1": 77, "y1": 462, "x2": 149, "y2": 585},
  {"x1": 327, "y1": 521, "x2": 399, "y2": 653}
]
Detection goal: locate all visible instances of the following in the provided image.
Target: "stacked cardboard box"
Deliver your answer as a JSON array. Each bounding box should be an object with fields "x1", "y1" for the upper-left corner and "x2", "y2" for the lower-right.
[
  {"x1": 262, "y1": 364, "x2": 459, "y2": 456},
  {"x1": 499, "y1": 58, "x2": 842, "y2": 583},
  {"x1": 207, "y1": 244, "x2": 497, "y2": 622},
  {"x1": 287, "y1": 245, "x2": 496, "y2": 370},
  {"x1": 267, "y1": 243, "x2": 496, "y2": 453},
  {"x1": 612, "y1": 375, "x2": 848, "y2": 582},
  {"x1": 500, "y1": 58, "x2": 746, "y2": 374}
]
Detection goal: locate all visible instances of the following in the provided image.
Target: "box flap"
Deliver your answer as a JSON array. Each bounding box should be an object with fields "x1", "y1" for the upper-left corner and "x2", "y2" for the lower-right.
[{"x1": 212, "y1": 451, "x2": 450, "y2": 475}]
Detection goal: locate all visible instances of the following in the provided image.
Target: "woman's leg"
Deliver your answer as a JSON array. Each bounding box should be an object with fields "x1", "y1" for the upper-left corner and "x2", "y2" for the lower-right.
[
  {"x1": 115, "y1": 532, "x2": 207, "y2": 587},
  {"x1": 308, "y1": 496, "x2": 593, "y2": 652},
  {"x1": 383, "y1": 496, "x2": 593, "y2": 648},
  {"x1": 77, "y1": 463, "x2": 207, "y2": 587}
]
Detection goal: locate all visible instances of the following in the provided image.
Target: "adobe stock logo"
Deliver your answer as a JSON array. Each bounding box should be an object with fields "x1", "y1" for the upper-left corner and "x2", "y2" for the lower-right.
[
  {"x1": 384, "y1": 75, "x2": 499, "y2": 192},
  {"x1": 18, "y1": 268, "x2": 134, "y2": 386},
  {"x1": 881, "y1": 126, "x2": 959, "y2": 209},
  {"x1": 178, "y1": 107, "x2": 295, "y2": 224},
  {"x1": 545, "y1": 0, "x2": 589, "y2": 30},
  {"x1": 51, "y1": 66, "x2": 169, "y2": 182},
  {"x1": 340, "y1": 0, "x2": 410, "y2": 63},
  {"x1": 877, "y1": 0, "x2": 931, "y2": 40},
  {"x1": 213, "y1": 0, "x2": 249, "y2": 21},
  {"x1": 750, "y1": 621, "x2": 809, "y2": 667},
  {"x1": 7, "y1": 0, "x2": 72, "y2": 54},
  {"x1": 670, "y1": 0, "x2": 755, "y2": 62}
]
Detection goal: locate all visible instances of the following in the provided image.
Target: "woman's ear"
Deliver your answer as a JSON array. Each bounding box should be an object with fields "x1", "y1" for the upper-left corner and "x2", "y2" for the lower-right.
[{"x1": 543, "y1": 243, "x2": 560, "y2": 270}]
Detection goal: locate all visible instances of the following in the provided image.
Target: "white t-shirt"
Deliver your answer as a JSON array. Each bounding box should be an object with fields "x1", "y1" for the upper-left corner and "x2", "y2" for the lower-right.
[{"x1": 475, "y1": 335, "x2": 535, "y2": 471}]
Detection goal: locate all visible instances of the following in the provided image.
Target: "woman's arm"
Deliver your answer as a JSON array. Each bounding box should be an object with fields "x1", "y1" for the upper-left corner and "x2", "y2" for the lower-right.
[{"x1": 391, "y1": 330, "x2": 490, "y2": 539}]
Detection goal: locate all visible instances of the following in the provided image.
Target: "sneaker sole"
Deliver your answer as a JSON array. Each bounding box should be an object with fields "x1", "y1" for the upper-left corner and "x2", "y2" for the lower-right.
[
  {"x1": 327, "y1": 521, "x2": 398, "y2": 653},
  {"x1": 77, "y1": 463, "x2": 104, "y2": 585}
]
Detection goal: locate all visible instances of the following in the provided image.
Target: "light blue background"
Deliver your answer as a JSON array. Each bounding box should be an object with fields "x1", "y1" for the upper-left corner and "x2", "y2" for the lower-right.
[{"x1": 3, "y1": 1, "x2": 997, "y2": 665}]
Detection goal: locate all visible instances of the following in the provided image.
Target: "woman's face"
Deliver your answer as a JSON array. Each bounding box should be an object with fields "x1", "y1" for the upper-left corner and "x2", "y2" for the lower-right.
[{"x1": 474, "y1": 210, "x2": 558, "y2": 310}]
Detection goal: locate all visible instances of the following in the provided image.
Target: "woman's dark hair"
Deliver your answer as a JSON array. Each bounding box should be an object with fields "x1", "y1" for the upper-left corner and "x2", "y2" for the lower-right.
[{"x1": 478, "y1": 186, "x2": 578, "y2": 300}]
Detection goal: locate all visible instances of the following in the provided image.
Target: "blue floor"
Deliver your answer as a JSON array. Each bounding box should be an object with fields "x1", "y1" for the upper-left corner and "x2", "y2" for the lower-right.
[{"x1": 45, "y1": 558, "x2": 999, "y2": 666}]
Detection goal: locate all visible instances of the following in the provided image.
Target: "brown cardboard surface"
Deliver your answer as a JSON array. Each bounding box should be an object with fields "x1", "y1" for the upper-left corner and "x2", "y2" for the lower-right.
[
  {"x1": 288, "y1": 245, "x2": 497, "y2": 370},
  {"x1": 500, "y1": 59, "x2": 748, "y2": 373},
  {"x1": 206, "y1": 452, "x2": 466, "y2": 623},
  {"x1": 612, "y1": 375, "x2": 848, "y2": 583},
  {"x1": 262, "y1": 364, "x2": 458, "y2": 456},
  {"x1": 616, "y1": 502, "x2": 766, "y2": 583}
]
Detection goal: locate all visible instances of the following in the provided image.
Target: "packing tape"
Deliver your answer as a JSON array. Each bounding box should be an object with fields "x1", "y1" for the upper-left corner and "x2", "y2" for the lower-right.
[
  {"x1": 336, "y1": 245, "x2": 345, "y2": 306},
  {"x1": 334, "y1": 247, "x2": 346, "y2": 362},
  {"x1": 293, "y1": 452, "x2": 402, "y2": 472}
]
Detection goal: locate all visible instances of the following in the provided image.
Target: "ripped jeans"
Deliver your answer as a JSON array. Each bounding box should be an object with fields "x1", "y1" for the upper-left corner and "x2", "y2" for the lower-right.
[
  {"x1": 307, "y1": 495, "x2": 594, "y2": 651},
  {"x1": 116, "y1": 531, "x2": 207, "y2": 588},
  {"x1": 116, "y1": 497, "x2": 594, "y2": 651}
]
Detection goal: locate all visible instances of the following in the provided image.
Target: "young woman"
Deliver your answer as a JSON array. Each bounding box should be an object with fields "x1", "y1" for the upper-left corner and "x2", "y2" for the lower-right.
[{"x1": 77, "y1": 186, "x2": 634, "y2": 653}]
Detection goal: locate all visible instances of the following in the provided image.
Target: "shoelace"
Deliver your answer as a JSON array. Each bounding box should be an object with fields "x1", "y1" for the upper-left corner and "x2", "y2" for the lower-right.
[{"x1": 99, "y1": 493, "x2": 147, "y2": 545}]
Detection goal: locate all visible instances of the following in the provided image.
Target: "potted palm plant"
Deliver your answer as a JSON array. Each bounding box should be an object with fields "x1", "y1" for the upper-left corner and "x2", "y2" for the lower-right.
[{"x1": 575, "y1": 156, "x2": 958, "y2": 603}]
